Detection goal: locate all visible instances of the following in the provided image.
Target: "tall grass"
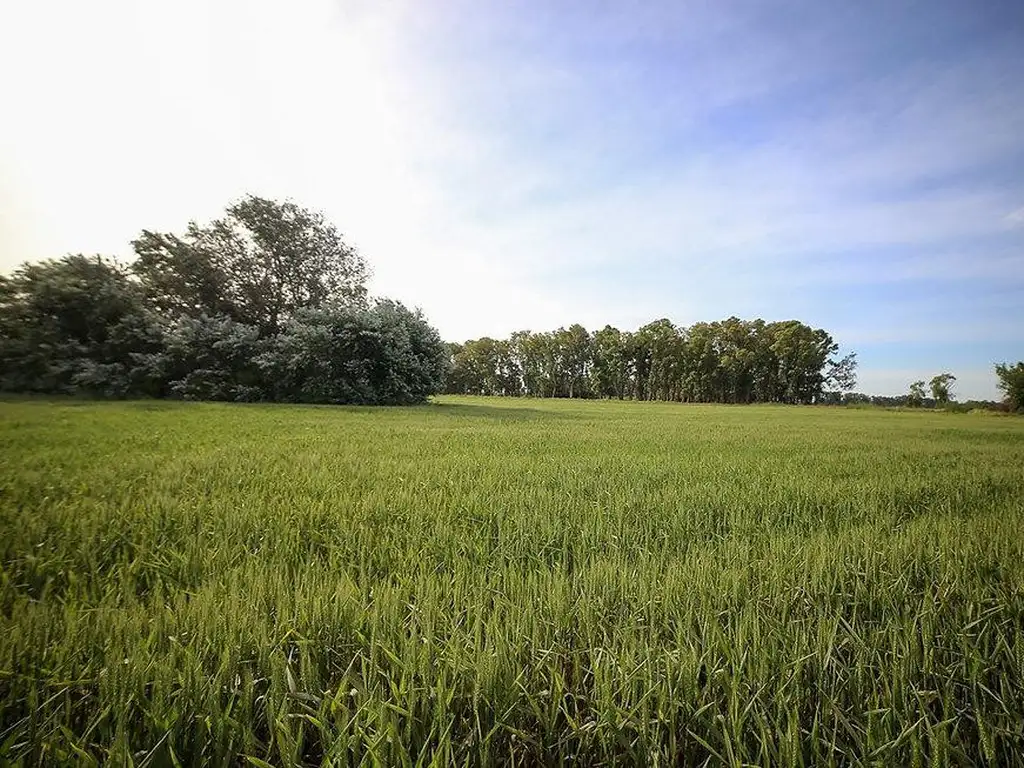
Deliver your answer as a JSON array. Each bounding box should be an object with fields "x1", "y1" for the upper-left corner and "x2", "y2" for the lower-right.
[{"x1": 1, "y1": 397, "x2": 1023, "y2": 766}]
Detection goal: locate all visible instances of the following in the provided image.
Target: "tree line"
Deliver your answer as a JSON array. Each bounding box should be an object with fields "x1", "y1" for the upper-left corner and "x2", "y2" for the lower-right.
[
  {"x1": 4, "y1": 193, "x2": 1021, "y2": 411},
  {"x1": 795, "y1": 369, "x2": 1023, "y2": 412},
  {"x1": 0, "y1": 197, "x2": 448, "y2": 405},
  {"x1": 444, "y1": 318, "x2": 859, "y2": 404}
]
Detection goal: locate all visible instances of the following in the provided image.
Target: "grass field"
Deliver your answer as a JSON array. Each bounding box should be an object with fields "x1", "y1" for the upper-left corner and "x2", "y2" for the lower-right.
[{"x1": 2, "y1": 397, "x2": 1023, "y2": 766}]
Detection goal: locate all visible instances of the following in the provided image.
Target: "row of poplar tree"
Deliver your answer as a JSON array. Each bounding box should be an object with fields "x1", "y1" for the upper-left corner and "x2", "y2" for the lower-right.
[
  {"x1": 445, "y1": 319, "x2": 858, "y2": 404},
  {"x1": 0, "y1": 197, "x2": 448, "y2": 405}
]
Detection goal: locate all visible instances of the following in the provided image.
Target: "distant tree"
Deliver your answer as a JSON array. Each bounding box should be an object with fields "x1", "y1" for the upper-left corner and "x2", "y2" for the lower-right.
[
  {"x1": 450, "y1": 317, "x2": 852, "y2": 406},
  {"x1": 869, "y1": 394, "x2": 912, "y2": 407},
  {"x1": 995, "y1": 362, "x2": 1024, "y2": 411},
  {"x1": 132, "y1": 195, "x2": 369, "y2": 334},
  {"x1": 841, "y1": 392, "x2": 872, "y2": 405},
  {"x1": 929, "y1": 373, "x2": 956, "y2": 405},
  {"x1": 556, "y1": 323, "x2": 592, "y2": 398},
  {"x1": 908, "y1": 380, "x2": 927, "y2": 407},
  {"x1": 637, "y1": 319, "x2": 684, "y2": 401},
  {"x1": 717, "y1": 317, "x2": 756, "y2": 403},
  {"x1": 445, "y1": 337, "x2": 520, "y2": 396},
  {"x1": 442, "y1": 342, "x2": 464, "y2": 394},
  {"x1": 824, "y1": 352, "x2": 858, "y2": 397},
  {"x1": 535, "y1": 332, "x2": 562, "y2": 398},
  {"x1": 590, "y1": 325, "x2": 629, "y2": 399},
  {"x1": 767, "y1": 321, "x2": 837, "y2": 404},
  {"x1": 683, "y1": 322, "x2": 720, "y2": 403},
  {"x1": 625, "y1": 329, "x2": 650, "y2": 401},
  {"x1": 509, "y1": 331, "x2": 547, "y2": 397}
]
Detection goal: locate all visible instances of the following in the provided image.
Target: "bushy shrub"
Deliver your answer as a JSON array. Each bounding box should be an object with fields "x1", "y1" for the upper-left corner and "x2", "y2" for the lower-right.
[
  {"x1": 154, "y1": 315, "x2": 267, "y2": 401},
  {"x1": 0, "y1": 255, "x2": 163, "y2": 397},
  {"x1": 260, "y1": 301, "x2": 448, "y2": 405}
]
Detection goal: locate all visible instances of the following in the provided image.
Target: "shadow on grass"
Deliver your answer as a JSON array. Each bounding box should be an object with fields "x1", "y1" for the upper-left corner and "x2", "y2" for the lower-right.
[
  {"x1": 427, "y1": 402, "x2": 577, "y2": 420},
  {"x1": 0, "y1": 396, "x2": 580, "y2": 420}
]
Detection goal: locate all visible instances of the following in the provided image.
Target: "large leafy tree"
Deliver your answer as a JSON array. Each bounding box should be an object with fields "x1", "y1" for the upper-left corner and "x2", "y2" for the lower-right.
[
  {"x1": 0, "y1": 255, "x2": 162, "y2": 397},
  {"x1": 132, "y1": 195, "x2": 369, "y2": 334},
  {"x1": 1, "y1": 197, "x2": 448, "y2": 405},
  {"x1": 153, "y1": 315, "x2": 266, "y2": 401}
]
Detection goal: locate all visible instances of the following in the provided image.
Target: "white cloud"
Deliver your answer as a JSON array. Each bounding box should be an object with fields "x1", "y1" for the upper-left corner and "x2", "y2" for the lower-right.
[{"x1": 1005, "y1": 206, "x2": 1024, "y2": 228}]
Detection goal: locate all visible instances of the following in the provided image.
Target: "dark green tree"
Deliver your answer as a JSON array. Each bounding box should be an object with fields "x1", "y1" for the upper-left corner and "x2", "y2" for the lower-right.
[
  {"x1": 154, "y1": 314, "x2": 266, "y2": 401},
  {"x1": 0, "y1": 255, "x2": 162, "y2": 397},
  {"x1": 1, "y1": 199, "x2": 446, "y2": 406},
  {"x1": 556, "y1": 324, "x2": 592, "y2": 398},
  {"x1": 261, "y1": 301, "x2": 446, "y2": 405},
  {"x1": 995, "y1": 362, "x2": 1024, "y2": 411},
  {"x1": 590, "y1": 325, "x2": 629, "y2": 399}
]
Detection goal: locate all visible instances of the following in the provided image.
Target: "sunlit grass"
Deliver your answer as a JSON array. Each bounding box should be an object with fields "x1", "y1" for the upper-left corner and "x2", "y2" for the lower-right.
[{"x1": 2, "y1": 397, "x2": 1023, "y2": 765}]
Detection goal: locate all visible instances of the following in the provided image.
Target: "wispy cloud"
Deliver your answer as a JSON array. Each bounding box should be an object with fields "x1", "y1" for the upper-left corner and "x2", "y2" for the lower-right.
[{"x1": 1005, "y1": 207, "x2": 1024, "y2": 228}]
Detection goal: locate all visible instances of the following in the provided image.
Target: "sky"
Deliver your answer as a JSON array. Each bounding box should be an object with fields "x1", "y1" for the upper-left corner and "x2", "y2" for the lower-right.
[{"x1": 1, "y1": 0, "x2": 1022, "y2": 400}]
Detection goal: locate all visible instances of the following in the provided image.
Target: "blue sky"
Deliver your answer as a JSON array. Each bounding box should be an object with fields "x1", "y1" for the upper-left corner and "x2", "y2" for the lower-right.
[{"x1": 2, "y1": 0, "x2": 1022, "y2": 398}]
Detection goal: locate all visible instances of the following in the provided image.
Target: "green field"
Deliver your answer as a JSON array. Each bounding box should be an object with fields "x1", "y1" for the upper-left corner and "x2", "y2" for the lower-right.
[{"x1": 2, "y1": 397, "x2": 1023, "y2": 766}]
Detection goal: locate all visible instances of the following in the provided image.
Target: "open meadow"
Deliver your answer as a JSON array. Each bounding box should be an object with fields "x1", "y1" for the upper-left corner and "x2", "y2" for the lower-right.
[{"x1": 1, "y1": 397, "x2": 1023, "y2": 766}]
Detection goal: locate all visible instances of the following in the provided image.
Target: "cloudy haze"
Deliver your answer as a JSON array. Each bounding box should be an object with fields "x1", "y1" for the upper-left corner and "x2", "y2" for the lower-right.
[{"x1": 2, "y1": 0, "x2": 1022, "y2": 399}]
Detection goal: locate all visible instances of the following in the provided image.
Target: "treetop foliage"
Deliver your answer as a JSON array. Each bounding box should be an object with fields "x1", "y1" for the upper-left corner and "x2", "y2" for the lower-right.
[
  {"x1": 131, "y1": 195, "x2": 369, "y2": 334},
  {"x1": 445, "y1": 317, "x2": 858, "y2": 405}
]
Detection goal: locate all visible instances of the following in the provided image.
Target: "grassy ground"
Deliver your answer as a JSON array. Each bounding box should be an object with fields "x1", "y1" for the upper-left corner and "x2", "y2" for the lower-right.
[{"x1": 1, "y1": 396, "x2": 1023, "y2": 766}]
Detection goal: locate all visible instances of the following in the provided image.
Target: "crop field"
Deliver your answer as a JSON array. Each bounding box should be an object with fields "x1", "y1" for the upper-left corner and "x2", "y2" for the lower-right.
[{"x1": 1, "y1": 397, "x2": 1023, "y2": 766}]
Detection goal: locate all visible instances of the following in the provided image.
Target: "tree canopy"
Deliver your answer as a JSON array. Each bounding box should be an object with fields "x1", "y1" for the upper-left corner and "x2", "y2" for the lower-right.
[
  {"x1": 0, "y1": 255, "x2": 162, "y2": 397},
  {"x1": 0, "y1": 197, "x2": 446, "y2": 405},
  {"x1": 132, "y1": 196, "x2": 369, "y2": 335},
  {"x1": 995, "y1": 362, "x2": 1024, "y2": 411},
  {"x1": 444, "y1": 317, "x2": 856, "y2": 405}
]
